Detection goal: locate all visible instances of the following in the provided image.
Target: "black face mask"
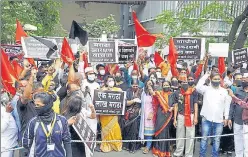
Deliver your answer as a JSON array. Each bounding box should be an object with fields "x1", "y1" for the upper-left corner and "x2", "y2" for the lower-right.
[
  {"x1": 35, "y1": 102, "x2": 53, "y2": 116},
  {"x1": 188, "y1": 81, "x2": 194, "y2": 86},
  {"x1": 242, "y1": 81, "x2": 248, "y2": 89},
  {"x1": 163, "y1": 87, "x2": 170, "y2": 92},
  {"x1": 171, "y1": 80, "x2": 179, "y2": 87},
  {"x1": 211, "y1": 81, "x2": 220, "y2": 87},
  {"x1": 115, "y1": 76, "x2": 122, "y2": 82},
  {"x1": 235, "y1": 80, "x2": 242, "y2": 87},
  {"x1": 181, "y1": 84, "x2": 189, "y2": 91}
]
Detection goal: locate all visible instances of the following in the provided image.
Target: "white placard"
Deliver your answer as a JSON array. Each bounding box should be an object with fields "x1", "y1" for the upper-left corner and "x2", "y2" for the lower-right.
[{"x1": 209, "y1": 43, "x2": 229, "y2": 57}]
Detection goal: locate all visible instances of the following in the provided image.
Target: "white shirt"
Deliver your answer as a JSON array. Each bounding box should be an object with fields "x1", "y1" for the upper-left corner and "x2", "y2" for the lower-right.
[
  {"x1": 224, "y1": 76, "x2": 233, "y2": 87},
  {"x1": 82, "y1": 79, "x2": 100, "y2": 99},
  {"x1": 1, "y1": 106, "x2": 18, "y2": 151},
  {"x1": 196, "y1": 73, "x2": 232, "y2": 123}
]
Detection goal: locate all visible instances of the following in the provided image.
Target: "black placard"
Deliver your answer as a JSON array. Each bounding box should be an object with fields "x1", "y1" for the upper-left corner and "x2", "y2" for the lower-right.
[
  {"x1": 93, "y1": 90, "x2": 126, "y2": 115},
  {"x1": 173, "y1": 38, "x2": 202, "y2": 60},
  {"x1": 73, "y1": 115, "x2": 96, "y2": 157},
  {"x1": 88, "y1": 41, "x2": 118, "y2": 63},
  {"x1": 1, "y1": 44, "x2": 23, "y2": 56},
  {"x1": 118, "y1": 45, "x2": 137, "y2": 64},
  {"x1": 232, "y1": 48, "x2": 248, "y2": 64}
]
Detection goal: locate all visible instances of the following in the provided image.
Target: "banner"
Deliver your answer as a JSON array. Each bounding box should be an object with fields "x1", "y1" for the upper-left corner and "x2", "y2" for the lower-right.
[
  {"x1": 21, "y1": 37, "x2": 80, "y2": 59},
  {"x1": 173, "y1": 37, "x2": 205, "y2": 60},
  {"x1": 1, "y1": 44, "x2": 23, "y2": 56},
  {"x1": 73, "y1": 114, "x2": 96, "y2": 157},
  {"x1": 93, "y1": 90, "x2": 126, "y2": 115},
  {"x1": 209, "y1": 43, "x2": 229, "y2": 57},
  {"x1": 232, "y1": 48, "x2": 248, "y2": 64},
  {"x1": 118, "y1": 45, "x2": 137, "y2": 64},
  {"x1": 87, "y1": 41, "x2": 118, "y2": 63}
]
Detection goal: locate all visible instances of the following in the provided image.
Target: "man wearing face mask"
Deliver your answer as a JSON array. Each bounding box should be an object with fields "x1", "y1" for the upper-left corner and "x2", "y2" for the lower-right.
[
  {"x1": 173, "y1": 77, "x2": 198, "y2": 157},
  {"x1": 96, "y1": 64, "x2": 108, "y2": 87},
  {"x1": 128, "y1": 70, "x2": 144, "y2": 88},
  {"x1": 82, "y1": 67, "x2": 100, "y2": 98},
  {"x1": 230, "y1": 73, "x2": 243, "y2": 93},
  {"x1": 196, "y1": 72, "x2": 232, "y2": 157}
]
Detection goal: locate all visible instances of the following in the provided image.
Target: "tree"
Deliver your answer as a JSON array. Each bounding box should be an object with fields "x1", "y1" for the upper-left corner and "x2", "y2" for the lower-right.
[
  {"x1": 1, "y1": 0, "x2": 67, "y2": 43},
  {"x1": 155, "y1": 2, "x2": 234, "y2": 48},
  {"x1": 82, "y1": 14, "x2": 120, "y2": 38}
]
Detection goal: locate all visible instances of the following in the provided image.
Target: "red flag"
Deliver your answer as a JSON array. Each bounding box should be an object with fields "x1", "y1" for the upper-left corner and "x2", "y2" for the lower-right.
[
  {"x1": 15, "y1": 19, "x2": 28, "y2": 44},
  {"x1": 26, "y1": 58, "x2": 37, "y2": 69},
  {"x1": 2, "y1": 82, "x2": 16, "y2": 96},
  {"x1": 12, "y1": 60, "x2": 24, "y2": 78},
  {"x1": 61, "y1": 37, "x2": 75, "y2": 65},
  {"x1": 154, "y1": 52, "x2": 164, "y2": 67},
  {"x1": 168, "y1": 37, "x2": 178, "y2": 66},
  {"x1": 82, "y1": 53, "x2": 89, "y2": 69},
  {"x1": 133, "y1": 62, "x2": 139, "y2": 71},
  {"x1": 218, "y1": 57, "x2": 225, "y2": 75},
  {"x1": 132, "y1": 11, "x2": 156, "y2": 47}
]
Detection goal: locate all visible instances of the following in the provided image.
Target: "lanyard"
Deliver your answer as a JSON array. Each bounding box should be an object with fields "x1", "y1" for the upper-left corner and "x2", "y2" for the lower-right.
[{"x1": 40, "y1": 114, "x2": 57, "y2": 141}]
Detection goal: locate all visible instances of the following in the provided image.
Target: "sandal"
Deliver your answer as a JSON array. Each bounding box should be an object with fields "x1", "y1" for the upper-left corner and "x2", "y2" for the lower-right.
[{"x1": 143, "y1": 147, "x2": 149, "y2": 154}]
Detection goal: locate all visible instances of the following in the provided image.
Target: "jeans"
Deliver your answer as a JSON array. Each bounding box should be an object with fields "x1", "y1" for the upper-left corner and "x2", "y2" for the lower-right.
[
  {"x1": 233, "y1": 122, "x2": 244, "y2": 157},
  {"x1": 145, "y1": 136, "x2": 153, "y2": 149},
  {"x1": 200, "y1": 117, "x2": 223, "y2": 157}
]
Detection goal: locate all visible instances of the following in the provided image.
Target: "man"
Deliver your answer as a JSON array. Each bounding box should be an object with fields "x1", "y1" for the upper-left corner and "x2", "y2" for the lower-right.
[
  {"x1": 230, "y1": 73, "x2": 243, "y2": 93},
  {"x1": 148, "y1": 54, "x2": 156, "y2": 68},
  {"x1": 82, "y1": 67, "x2": 100, "y2": 98},
  {"x1": 196, "y1": 72, "x2": 232, "y2": 157},
  {"x1": 228, "y1": 73, "x2": 248, "y2": 157},
  {"x1": 127, "y1": 70, "x2": 144, "y2": 88},
  {"x1": 224, "y1": 70, "x2": 233, "y2": 87},
  {"x1": 96, "y1": 64, "x2": 107, "y2": 87},
  {"x1": 173, "y1": 77, "x2": 198, "y2": 157}
]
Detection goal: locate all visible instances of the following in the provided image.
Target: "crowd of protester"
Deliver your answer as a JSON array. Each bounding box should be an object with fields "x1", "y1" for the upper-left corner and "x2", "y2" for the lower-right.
[{"x1": 1, "y1": 50, "x2": 248, "y2": 157}]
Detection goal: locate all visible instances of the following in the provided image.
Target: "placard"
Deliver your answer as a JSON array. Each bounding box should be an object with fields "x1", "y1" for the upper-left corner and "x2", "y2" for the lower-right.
[
  {"x1": 118, "y1": 45, "x2": 137, "y2": 64},
  {"x1": 1, "y1": 44, "x2": 23, "y2": 56},
  {"x1": 232, "y1": 48, "x2": 248, "y2": 64},
  {"x1": 93, "y1": 90, "x2": 126, "y2": 115},
  {"x1": 87, "y1": 41, "x2": 118, "y2": 63},
  {"x1": 73, "y1": 114, "x2": 96, "y2": 157},
  {"x1": 209, "y1": 43, "x2": 229, "y2": 57},
  {"x1": 173, "y1": 37, "x2": 205, "y2": 60}
]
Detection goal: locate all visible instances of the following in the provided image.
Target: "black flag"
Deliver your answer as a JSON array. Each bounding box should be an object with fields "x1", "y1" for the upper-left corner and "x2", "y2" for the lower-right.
[
  {"x1": 69, "y1": 20, "x2": 88, "y2": 46},
  {"x1": 31, "y1": 36, "x2": 58, "y2": 58}
]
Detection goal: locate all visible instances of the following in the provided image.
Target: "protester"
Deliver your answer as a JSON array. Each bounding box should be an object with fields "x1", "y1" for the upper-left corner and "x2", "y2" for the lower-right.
[
  {"x1": 96, "y1": 64, "x2": 107, "y2": 87},
  {"x1": 23, "y1": 92, "x2": 72, "y2": 157},
  {"x1": 196, "y1": 72, "x2": 232, "y2": 157}
]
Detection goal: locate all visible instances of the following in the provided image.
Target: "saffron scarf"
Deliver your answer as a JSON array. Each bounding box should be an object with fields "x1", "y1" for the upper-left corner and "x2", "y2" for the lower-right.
[{"x1": 180, "y1": 87, "x2": 195, "y2": 127}]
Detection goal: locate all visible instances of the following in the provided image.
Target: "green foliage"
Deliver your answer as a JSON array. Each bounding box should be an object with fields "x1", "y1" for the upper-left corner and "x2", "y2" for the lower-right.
[
  {"x1": 1, "y1": 0, "x2": 67, "y2": 43},
  {"x1": 83, "y1": 14, "x2": 120, "y2": 38},
  {"x1": 155, "y1": 1, "x2": 234, "y2": 48}
]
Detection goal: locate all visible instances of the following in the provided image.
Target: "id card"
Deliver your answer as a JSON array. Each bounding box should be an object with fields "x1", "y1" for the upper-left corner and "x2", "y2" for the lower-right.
[{"x1": 47, "y1": 143, "x2": 55, "y2": 151}]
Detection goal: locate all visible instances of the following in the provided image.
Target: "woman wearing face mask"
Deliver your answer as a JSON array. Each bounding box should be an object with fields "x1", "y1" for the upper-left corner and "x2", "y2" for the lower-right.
[
  {"x1": 115, "y1": 70, "x2": 128, "y2": 91},
  {"x1": 171, "y1": 77, "x2": 179, "y2": 92},
  {"x1": 122, "y1": 79, "x2": 143, "y2": 153},
  {"x1": 139, "y1": 80, "x2": 156, "y2": 154},
  {"x1": 149, "y1": 81, "x2": 175, "y2": 157},
  {"x1": 23, "y1": 92, "x2": 72, "y2": 157},
  {"x1": 149, "y1": 73, "x2": 161, "y2": 91},
  {"x1": 99, "y1": 76, "x2": 123, "y2": 152}
]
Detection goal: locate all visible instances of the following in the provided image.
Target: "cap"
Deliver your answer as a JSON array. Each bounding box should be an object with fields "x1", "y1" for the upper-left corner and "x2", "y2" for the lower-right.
[{"x1": 85, "y1": 67, "x2": 94, "y2": 74}]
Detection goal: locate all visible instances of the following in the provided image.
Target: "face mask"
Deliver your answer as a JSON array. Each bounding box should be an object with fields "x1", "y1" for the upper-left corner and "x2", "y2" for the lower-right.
[
  {"x1": 35, "y1": 102, "x2": 53, "y2": 116},
  {"x1": 242, "y1": 81, "x2": 248, "y2": 89},
  {"x1": 235, "y1": 80, "x2": 242, "y2": 87},
  {"x1": 156, "y1": 72, "x2": 162, "y2": 78},
  {"x1": 171, "y1": 80, "x2": 179, "y2": 87},
  {"x1": 163, "y1": 87, "x2": 170, "y2": 92},
  {"x1": 181, "y1": 84, "x2": 189, "y2": 91},
  {"x1": 108, "y1": 81, "x2": 115, "y2": 88},
  {"x1": 132, "y1": 87, "x2": 138, "y2": 92},
  {"x1": 99, "y1": 70, "x2": 105, "y2": 76},
  {"x1": 151, "y1": 78, "x2": 157, "y2": 84},
  {"x1": 132, "y1": 75, "x2": 138, "y2": 79},
  {"x1": 188, "y1": 81, "x2": 194, "y2": 86},
  {"x1": 211, "y1": 80, "x2": 220, "y2": 87},
  {"x1": 87, "y1": 74, "x2": 95, "y2": 82},
  {"x1": 115, "y1": 76, "x2": 122, "y2": 82}
]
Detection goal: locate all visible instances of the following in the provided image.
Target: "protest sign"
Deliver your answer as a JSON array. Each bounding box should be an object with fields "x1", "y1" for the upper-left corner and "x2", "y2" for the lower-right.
[
  {"x1": 232, "y1": 48, "x2": 248, "y2": 64},
  {"x1": 87, "y1": 41, "x2": 118, "y2": 63},
  {"x1": 209, "y1": 43, "x2": 229, "y2": 57},
  {"x1": 73, "y1": 113, "x2": 96, "y2": 157},
  {"x1": 173, "y1": 37, "x2": 205, "y2": 60},
  {"x1": 93, "y1": 90, "x2": 126, "y2": 115},
  {"x1": 1, "y1": 44, "x2": 23, "y2": 56},
  {"x1": 118, "y1": 45, "x2": 137, "y2": 64}
]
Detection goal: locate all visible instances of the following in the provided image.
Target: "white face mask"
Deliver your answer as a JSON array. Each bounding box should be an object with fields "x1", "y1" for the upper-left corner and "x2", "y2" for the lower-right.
[
  {"x1": 132, "y1": 75, "x2": 138, "y2": 79},
  {"x1": 156, "y1": 72, "x2": 162, "y2": 78},
  {"x1": 87, "y1": 74, "x2": 95, "y2": 81},
  {"x1": 151, "y1": 78, "x2": 157, "y2": 83},
  {"x1": 99, "y1": 70, "x2": 105, "y2": 75},
  {"x1": 108, "y1": 81, "x2": 115, "y2": 88}
]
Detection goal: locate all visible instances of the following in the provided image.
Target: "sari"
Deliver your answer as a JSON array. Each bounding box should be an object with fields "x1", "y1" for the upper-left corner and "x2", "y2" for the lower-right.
[
  {"x1": 152, "y1": 91, "x2": 174, "y2": 157},
  {"x1": 122, "y1": 88, "x2": 143, "y2": 152},
  {"x1": 99, "y1": 87, "x2": 122, "y2": 152}
]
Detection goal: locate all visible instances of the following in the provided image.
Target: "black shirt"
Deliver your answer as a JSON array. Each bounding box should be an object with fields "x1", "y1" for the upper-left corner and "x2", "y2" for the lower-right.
[{"x1": 17, "y1": 99, "x2": 37, "y2": 138}]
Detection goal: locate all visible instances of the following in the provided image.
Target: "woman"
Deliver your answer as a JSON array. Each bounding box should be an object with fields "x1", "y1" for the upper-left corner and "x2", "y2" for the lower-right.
[
  {"x1": 139, "y1": 80, "x2": 156, "y2": 154},
  {"x1": 100, "y1": 75, "x2": 123, "y2": 152},
  {"x1": 171, "y1": 77, "x2": 179, "y2": 92},
  {"x1": 149, "y1": 81, "x2": 175, "y2": 157},
  {"x1": 149, "y1": 73, "x2": 162, "y2": 91},
  {"x1": 23, "y1": 92, "x2": 72, "y2": 157},
  {"x1": 123, "y1": 79, "x2": 143, "y2": 153}
]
